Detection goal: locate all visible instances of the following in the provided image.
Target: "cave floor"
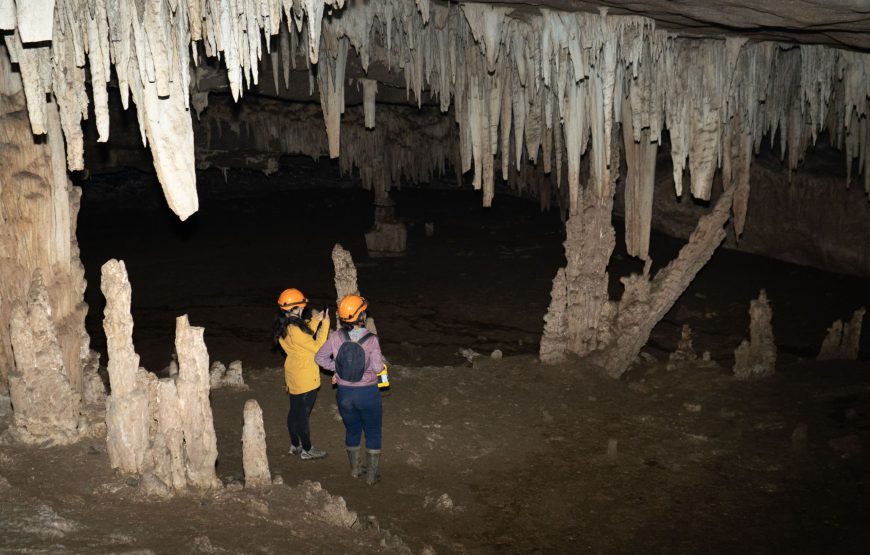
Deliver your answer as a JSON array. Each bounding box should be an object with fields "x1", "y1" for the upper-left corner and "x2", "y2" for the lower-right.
[{"x1": 3, "y1": 170, "x2": 870, "y2": 553}]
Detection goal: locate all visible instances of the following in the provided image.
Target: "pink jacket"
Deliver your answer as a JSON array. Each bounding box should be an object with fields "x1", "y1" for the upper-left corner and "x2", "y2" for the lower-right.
[{"x1": 315, "y1": 329, "x2": 384, "y2": 387}]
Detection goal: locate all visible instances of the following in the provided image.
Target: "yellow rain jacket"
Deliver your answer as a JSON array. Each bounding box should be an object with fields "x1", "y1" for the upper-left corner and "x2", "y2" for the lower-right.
[{"x1": 279, "y1": 319, "x2": 330, "y2": 395}]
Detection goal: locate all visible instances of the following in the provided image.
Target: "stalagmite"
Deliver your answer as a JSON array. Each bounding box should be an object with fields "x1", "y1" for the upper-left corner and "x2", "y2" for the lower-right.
[
  {"x1": 242, "y1": 399, "x2": 271, "y2": 488},
  {"x1": 5, "y1": 271, "x2": 81, "y2": 445},
  {"x1": 174, "y1": 314, "x2": 221, "y2": 490},
  {"x1": 331, "y1": 243, "x2": 359, "y2": 306},
  {"x1": 818, "y1": 307, "x2": 866, "y2": 361},
  {"x1": 81, "y1": 353, "x2": 106, "y2": 407},
  {"x1": 101, "y1": 259, "x2": 220, "y2": 494},
  {"x1": 733, "y1": 290, "x2": 777, "y2": 380},
  {"x1": 225, "y1": 360, "x2": 246, "y2": 388},
  {"x1": 331, "y1": 243, "x2": 378, "y2": 331},
  {"x1": 101, "y1": 259, "x2": 151, "y2": 474},
  {"x1": 667, "y1": 325, "x2": 699, "y2": 371},
  {"x1": 209, "y1": 361, "x2": 227, "y2": 389}
]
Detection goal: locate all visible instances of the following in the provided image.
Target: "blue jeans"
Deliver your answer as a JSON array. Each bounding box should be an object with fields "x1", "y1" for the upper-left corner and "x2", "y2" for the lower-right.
[{"x1": 336, "y1": 385, "x2": 382, "y2": 450}]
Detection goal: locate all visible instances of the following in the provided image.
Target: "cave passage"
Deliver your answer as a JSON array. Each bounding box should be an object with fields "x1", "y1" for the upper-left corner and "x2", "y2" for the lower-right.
[{"x1": 76, "y1": 162, "x2": 870, "y2": 379}]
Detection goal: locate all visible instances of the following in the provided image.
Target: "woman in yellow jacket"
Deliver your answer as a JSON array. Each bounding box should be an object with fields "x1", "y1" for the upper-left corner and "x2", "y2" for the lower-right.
[{"x1": 273, "y1": 288, "x2": 330, "y2": 460}]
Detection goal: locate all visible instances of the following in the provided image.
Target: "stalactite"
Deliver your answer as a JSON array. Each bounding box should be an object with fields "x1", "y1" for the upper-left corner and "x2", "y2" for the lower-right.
[
  {"x1": 360, "y1": 78, "x2": 377, "y2": 129},
  {"x1": 1, "y1": 0, "x2": 867, "y2": 225}
]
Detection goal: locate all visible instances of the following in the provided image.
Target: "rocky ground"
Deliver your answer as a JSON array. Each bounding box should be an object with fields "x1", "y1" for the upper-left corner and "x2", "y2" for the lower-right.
[{"x1": 2, "y1": 168, "x2": 869, "y2": 553}]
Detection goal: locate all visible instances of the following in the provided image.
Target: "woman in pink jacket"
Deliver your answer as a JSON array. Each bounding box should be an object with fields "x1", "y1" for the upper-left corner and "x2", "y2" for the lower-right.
[{"x1": 315, "y1": 294, "x2": 384, "y2": 485}]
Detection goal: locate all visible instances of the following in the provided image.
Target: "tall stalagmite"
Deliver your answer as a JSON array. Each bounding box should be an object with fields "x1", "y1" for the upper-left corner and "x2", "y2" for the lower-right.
[
  {"x1": 733, "y1": 290, "x2": 777, "y2": 380},
  {"x1": 174, "y1": 315, "x2": 221, "y2": 490},
  {"x1": 101, "y1": 259, "x2": 220, "y2": 493},
  {"x1": 101, "y1": 259, "x2": 151, "y2": 474}
]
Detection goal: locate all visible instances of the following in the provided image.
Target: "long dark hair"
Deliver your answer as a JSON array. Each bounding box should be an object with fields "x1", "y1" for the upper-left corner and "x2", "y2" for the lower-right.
[{"x1": 272, "y1": 307, "x2": 315, "y2": 348}]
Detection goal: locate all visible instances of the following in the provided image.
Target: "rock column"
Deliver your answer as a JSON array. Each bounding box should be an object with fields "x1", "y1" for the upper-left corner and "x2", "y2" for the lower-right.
[
  {"x1": 0, "y1": 46, "x2": 90, "y2": 414},
  {"x1": 242, "y1": 399, "x2": 271, "y2": 488},
  {"x1": 6, "y1": 272, "x2": 81, "y2": 445}
]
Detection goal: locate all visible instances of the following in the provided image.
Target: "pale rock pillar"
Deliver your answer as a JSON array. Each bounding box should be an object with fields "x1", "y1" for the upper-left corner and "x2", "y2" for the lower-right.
[
  {"x1": 818, "y1": 307, "x2": 865, "y2": 361},
  {"x1": 331, "y1": 243, "x2": 377, "y2": 332},
  {"x1": 733, "y1": 289, "x2": 777, "y2": 380},
  {"x1": 0, "y1": 46, "x2": 90, "y2": 406},
  {"x1": 101, "y1": 259, "x2": 150, "y2": 473},
  {"x1": 332, "y1": 243, "x2": 360, "y2": 307},
  {"x1": 242, "y1": 399, "x2": 271, "y2": 488},
  {"x1": 6, "y1": 271, "x2": 81, "y2": 445},
  {"x1": 175, "y1": 315, "x2": 221, "y2": 490}
]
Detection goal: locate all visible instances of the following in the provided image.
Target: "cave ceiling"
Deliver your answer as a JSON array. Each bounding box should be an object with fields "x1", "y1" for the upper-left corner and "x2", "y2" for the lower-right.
[
  {"x1": 1, "y1": 0, "x2": 868, "y2": 229},
  {"x1": 464, "y1": 1, "x2": 870, "y2": 51}
]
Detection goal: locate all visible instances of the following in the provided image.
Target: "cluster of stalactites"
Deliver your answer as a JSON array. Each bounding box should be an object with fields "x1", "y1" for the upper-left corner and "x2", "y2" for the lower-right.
[{"x1": 2, "y1": 1, "x2": 868, "y2": 232}]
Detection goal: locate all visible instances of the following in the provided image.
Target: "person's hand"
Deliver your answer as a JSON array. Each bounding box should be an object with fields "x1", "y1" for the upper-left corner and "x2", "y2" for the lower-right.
[
  {"x1": 331, "y1": 374, "x2": 337, "y2": 385},
  {"x1": 322, "y1": 308, "x2": 330, "y2": 323}
]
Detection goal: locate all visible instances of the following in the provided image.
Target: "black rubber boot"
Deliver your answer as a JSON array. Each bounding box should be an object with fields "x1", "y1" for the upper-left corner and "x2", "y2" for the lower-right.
[
  {"x1": 347, "y1": 446, "x2": 363, "y2": 478},
  {"x1": 366, "y1": 449, "x2": 381, "y2": 485}
]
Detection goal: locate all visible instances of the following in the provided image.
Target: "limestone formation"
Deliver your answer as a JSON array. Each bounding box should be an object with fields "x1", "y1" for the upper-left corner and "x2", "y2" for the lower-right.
[
  {"x1": 667, "y1": 325, "x2": 699, "y2": 371},
  {"x1": 0, "y1": 2, "x2": 866, "y2": 224},
  {"x1": 80, "y1": 351, "x2": 106, "y2": 407},
  {"x1": 365, "y1": 223, "x2": 408, "y2": 258},
  {"x1": 225, "y1": 361, "x2": 246, "y2": 388},
  {"x1": 242, "y1": 399, "x2": 271, "y2": 488},
  {"x1": 331, "y1": 244, "x2": 359, "y2": 307},
  {"x1": 174, "y1": 315, "x2": 222, "y2": 490},
  {"x1": 0, "y1": 61, "x2": 90, "y2": 411},
  {"x1": 209, "y1": 361, "x2": 227, "y2": 389},
  {"x1": 818, "y1": 307, "x2": 865, "y2": 361},
  {"x1": 733, "y1": 290, "x2": 777, "y2": 380},
  {"x1": 101, "y1": 259, "x2": 150, "y2": 473},
  {"x1": 211, "y1": 360, "x2": 247, "y2": 389},
  {"x1": 101, "y1": 260, "x2": 220, "y2": 494},
  {"x1": 6, "y1": 271, "x2": 81, "y2": 445}
]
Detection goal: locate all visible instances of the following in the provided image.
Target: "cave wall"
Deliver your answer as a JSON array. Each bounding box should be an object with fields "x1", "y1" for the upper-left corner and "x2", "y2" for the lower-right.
[{"x1": 0, "y1": 47, "x2": 90, "y2": 397}]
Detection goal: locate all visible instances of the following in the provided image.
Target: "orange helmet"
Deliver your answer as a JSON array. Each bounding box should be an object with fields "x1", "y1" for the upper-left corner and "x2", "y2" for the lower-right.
[
  {"x1": 338, "y1": 294, "x2": 368, "y2": 323},
  {"x1": 277, "y1": 288, "x2": 307, "y2": 310}
]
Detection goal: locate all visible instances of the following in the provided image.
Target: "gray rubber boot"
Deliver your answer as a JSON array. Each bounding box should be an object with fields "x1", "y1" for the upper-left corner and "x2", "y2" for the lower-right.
[
  {"x1": 366, "y1": 449, "x2": 381, "y2": 485},
  {"x1": 347, "y1": 446, "x2": 363, "y2": 478}
]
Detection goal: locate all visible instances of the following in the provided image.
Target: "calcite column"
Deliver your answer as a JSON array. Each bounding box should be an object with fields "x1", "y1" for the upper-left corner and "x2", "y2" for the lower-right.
[
  {"x1": 242, "y1": 399, "x2": 271, "y2": 488},
  {"x1": 0, "y1": 45, "x2": 90, "y2": 423},
  {"x1": 541, "y1": 127, "x2": 734, "y2": 378},
  {"x1": 175, "y1": 315, "x2": 221, "y2": 490}
]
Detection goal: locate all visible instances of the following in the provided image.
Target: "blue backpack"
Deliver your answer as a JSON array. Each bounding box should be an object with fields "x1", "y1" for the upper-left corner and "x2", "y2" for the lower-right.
[{"x1": 335, "y1": 330, "x2": 374, "y2": 382}]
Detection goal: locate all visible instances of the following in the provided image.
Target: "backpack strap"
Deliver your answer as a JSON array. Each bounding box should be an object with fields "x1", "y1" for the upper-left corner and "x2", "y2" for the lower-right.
[
  {"x1": 357, "y1": 331, "x2": 376, "y2": 345},
  {"x1": 340, "y1": 329, "x2": 351, "y2": 343}
]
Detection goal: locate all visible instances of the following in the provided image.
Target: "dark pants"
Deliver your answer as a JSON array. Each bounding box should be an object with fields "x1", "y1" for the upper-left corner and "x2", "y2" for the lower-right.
[
  {"x1": 336, "y1": 385, "x2": 382, "y2": 450},
  {"x1": 287, "y1": 388, "x2": 319, "y2": 451}
]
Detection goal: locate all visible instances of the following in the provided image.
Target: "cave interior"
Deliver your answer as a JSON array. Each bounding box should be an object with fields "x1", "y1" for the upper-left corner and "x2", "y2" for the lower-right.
[{"x1": 1, "y1": 0, "x2": 870, "y2": 553}]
